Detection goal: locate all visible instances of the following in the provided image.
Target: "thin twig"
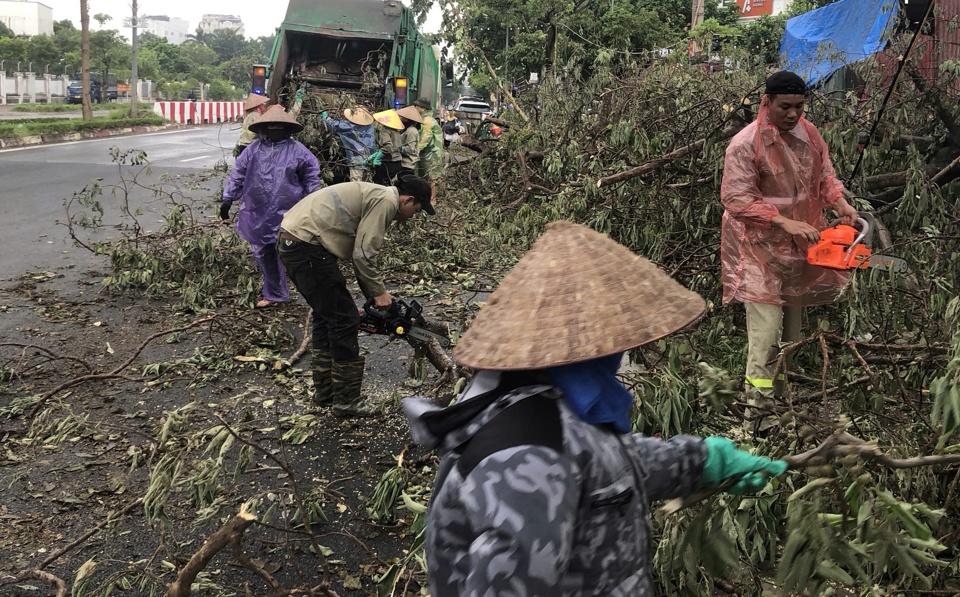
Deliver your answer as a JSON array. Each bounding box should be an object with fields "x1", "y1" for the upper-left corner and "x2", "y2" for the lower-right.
[
  {"x1": 27, "y1": 315, "x2": 218, "y2": 418},
  {"x1": 13, "y1": 570, "x2": 67, "y2": 597},
  {"x1": 38, "y1": 496, "x2": 144, "y2": 569}
]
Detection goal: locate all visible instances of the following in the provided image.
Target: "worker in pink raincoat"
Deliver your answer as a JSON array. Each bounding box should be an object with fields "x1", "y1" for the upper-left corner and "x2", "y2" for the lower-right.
[
  {"x1": 720, "y1": 71, "x2": 859, "y2": 433},
  {"x1": 221, "y1": 107, "x2": 321, "y2": 308}
]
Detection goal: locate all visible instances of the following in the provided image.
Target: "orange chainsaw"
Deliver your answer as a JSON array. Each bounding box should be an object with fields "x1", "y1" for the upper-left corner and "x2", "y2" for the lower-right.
[{"x1": 806, "y1": 212, "x2": 907, "y2": 273}]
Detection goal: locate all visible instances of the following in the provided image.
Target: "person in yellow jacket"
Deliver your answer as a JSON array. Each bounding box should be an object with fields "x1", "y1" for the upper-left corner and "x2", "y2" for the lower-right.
[
  {"x1": 372, "y1": 109, "x2": 404, "y2": 185},
  {"x1": 234, "y1": 93, "x2": 269, "y2": 157},
  {"x1": 413, "y1": 98, "x2": 443, "y2": 204},
  {"x1": 396, "y1": 105, "x2": 423, "y2": 176}
]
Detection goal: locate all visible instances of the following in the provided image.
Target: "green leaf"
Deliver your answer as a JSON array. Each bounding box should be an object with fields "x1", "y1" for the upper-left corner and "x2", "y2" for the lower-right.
[
  {"x1": 787, "y1": 477, "x2": 833, "y2": 502},
  {"x1": 815, "y1": 560, "x2": 854, "y2": 585},
  {"x1": 889, "y1": 502, "x2": 932, "y2": 540}
]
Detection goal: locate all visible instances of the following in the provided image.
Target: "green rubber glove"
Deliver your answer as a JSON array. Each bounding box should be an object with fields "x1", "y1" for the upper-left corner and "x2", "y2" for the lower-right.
[
  {"x1": 364, "y1": 150, "x2": 383, "y2": 166},
  {"x1": 702, "y1": 437, "x2": 787, "y2": 495},
  {"x1": 321, "y1": 111, "x2": 329, "y2": 120}
]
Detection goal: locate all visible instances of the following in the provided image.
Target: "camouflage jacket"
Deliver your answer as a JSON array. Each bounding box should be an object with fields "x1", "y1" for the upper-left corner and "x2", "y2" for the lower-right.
[{"x1": 403, "y1": 370, "x2": 707, "y2": 597}]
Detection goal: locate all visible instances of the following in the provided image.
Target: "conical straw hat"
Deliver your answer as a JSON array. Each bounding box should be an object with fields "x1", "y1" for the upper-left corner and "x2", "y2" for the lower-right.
[
  {"x1": 454, "y1": 221, "x2": 706, "y2": 370},
  {"x1": 248, "y1": 107, "x2": 303, "y2": 134},
  {"x1": 243, "y1": 93, "x2": 268, "y2": 111},
  {"x1": 396, "y1": 105, "x2": 424, "y2": 124},
  {"x1": 374, "y1": 109, "x2": 404, "y2": 130},
  {"x1": 344, "y1": 106, "x2": 375, "y2": 126}
]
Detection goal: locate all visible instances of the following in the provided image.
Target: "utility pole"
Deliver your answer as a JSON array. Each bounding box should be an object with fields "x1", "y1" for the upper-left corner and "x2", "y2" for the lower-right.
[
  {"x1": 503, "y1": 27, "x2": 509, "y2": 108},
  {"x1": 690, "y1": 0, "x2": 705, "y2": 59},
  {"x1": 129, "y1": 0, "x2": 139, "y2": 117}
]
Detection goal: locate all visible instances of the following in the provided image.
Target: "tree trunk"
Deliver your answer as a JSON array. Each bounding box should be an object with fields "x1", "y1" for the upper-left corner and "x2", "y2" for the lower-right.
[{"x1": 80, "y1": 0, "x2": 92, "y2": 121}]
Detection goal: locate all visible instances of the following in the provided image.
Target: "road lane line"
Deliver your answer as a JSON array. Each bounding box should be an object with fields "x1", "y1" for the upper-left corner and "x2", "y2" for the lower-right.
[
  {"x1": 179, "y1": 155, "x2": 215, "y2": 163},
  {"x1": 0, "y1": 127, "x2": 220, "y2": 154}
]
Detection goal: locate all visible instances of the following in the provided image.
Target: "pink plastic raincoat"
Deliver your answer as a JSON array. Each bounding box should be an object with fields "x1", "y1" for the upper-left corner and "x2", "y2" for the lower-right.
[{"x1": 720, "y1": 96, "x2": 849, "y2": 307}]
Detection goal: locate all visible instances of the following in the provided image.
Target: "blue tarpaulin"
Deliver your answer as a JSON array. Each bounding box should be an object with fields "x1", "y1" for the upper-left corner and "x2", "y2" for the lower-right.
[{"x1": 780, "y1": 0, "x2": 900, "y2": 87}]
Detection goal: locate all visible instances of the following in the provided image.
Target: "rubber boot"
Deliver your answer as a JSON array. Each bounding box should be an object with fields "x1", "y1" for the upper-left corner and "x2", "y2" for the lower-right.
[
  {"x1": 311, "y1": 349, "x2": 333, "y2": 405},
  {"x1": 331, "y1": 357, "x2": 377, "y2": 417}
]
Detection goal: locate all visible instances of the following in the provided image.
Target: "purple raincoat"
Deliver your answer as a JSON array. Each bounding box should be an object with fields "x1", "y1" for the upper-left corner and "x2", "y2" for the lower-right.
[{"x1": 222, "y1": 138, "x2": 321, "y2": 245}]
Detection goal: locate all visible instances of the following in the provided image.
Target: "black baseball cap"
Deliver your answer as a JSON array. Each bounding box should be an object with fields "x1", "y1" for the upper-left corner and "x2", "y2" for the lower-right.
[{"x1": 395, "y1": 173, "x2": 435, "y2": 215}]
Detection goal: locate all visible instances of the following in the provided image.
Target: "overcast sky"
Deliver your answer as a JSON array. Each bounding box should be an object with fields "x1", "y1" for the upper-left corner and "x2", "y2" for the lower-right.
[{"x1": 39, "y1": 0, "x2": 440, "y2": 41}]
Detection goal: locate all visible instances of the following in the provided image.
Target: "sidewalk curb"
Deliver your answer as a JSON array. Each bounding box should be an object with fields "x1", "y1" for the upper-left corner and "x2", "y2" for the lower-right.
[{"x1": 0, "y1": 123, "x2": 185, "y2": 149}]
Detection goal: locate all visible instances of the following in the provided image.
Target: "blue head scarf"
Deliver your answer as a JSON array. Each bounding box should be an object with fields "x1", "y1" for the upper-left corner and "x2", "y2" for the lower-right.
[{"x1": 546, "y1": 352, "x2": 634, "y2": 433}]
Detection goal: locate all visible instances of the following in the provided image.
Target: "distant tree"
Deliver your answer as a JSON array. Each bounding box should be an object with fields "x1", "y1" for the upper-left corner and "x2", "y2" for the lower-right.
[
  {"x1": 135, "y1": 46, "x2": 162, "y2": 81},
  {"x1": 53, "y1": 19, "x2": 76, "y2": 34},
  {"x1": 431, "y1": 0, "x2": 744, "y2": 93},
  {"x1": 220, "y1": 53, "x2": 261, "y2": 90},
  {"x1": 0, "y1": 20, "x2": 15, "y2": 38},
  {"x1": 188, "y1": 26, "x2": 208, "y2": 45},
  {"x1": 139, "y1": 33, "x2": 190, "y2": 77},
  {"x1": 251, "y1": 35, "x2": 275, "y2": 60},
  {"x1": 0, "y1": 36, "x2": 27, "y2": 64},
  {"x1": 53, "y1": 19, "x2": 81, "y2": 55},
  {"x1": 179, "y1": 40, "x2": 219, "y2": 82},
  {"x1": 207, "y1": 29, "x2": 246, "y2": 63},
  {"x1": 89, "y1": 15, "x2": 130, "y2": 101},
  {"x1": 25, "y1": 35, "x2": 60, "y2": 70}
]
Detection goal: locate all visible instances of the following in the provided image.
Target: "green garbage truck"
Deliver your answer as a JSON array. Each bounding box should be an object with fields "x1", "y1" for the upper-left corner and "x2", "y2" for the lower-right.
[{"x1": 264, "y1": 0, "x2": 441, "y2": 111}]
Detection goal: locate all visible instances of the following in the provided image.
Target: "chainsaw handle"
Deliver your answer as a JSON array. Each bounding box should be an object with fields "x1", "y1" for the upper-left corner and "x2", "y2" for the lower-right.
[{"x1": 363, "y1": 297, "x2": 398, "y2": 312}]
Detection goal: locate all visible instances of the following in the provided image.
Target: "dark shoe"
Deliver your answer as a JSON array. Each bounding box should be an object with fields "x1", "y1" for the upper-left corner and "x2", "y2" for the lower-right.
[
  {"x1": 311, "y1": 349, "x2": 333, "y2": 405},
  {"x1": 331, "y1": 358, "x2": 377, "y2": 417}
]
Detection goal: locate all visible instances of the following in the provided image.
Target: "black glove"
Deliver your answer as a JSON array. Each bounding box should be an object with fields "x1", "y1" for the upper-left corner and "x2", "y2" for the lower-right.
[{"x1": 219, "y1": 201, "x2": 232, "y2": 221}]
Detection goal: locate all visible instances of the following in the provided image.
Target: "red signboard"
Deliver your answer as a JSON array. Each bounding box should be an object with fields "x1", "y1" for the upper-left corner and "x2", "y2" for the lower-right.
[{"x1": 737, "y1": 0, "x2": 774, "y2": 17}]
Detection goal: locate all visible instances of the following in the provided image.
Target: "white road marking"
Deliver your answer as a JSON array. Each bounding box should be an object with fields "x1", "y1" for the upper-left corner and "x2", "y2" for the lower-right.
[
  {"x1": 0, "y1": 127, "x2": 215, "y2": 154},
  {"x1": 179, "y1": 155, "x2": 215, "y2": 163}
]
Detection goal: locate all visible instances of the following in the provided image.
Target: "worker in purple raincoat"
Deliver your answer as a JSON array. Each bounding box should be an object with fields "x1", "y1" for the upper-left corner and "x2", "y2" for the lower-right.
[{"x1": 221, "y1": 107, "x2": 321, "y2": 308}]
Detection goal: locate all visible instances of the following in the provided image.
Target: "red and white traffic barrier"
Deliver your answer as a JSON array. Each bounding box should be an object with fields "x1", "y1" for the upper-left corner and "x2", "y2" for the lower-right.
[{"x1": 152, "y1": 101, "x2": 244, "y2": 124}]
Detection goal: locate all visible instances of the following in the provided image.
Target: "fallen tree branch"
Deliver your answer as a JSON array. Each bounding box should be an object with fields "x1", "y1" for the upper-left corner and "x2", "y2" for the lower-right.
[
  {"x1": 13, "y1": 570, "x2": 67, "y2": 597},
  {"x1": 0, "y1": 342, "x2": 95, "y2": 373},
  {"x1": 166, "y1": 506, "x2": 257, "y2": 597},
  {"x1": 596, "y1": 124, "x2": 742, "y2": 188},
  {"x1": 287, "y1": 310, "x2": 313, "y2": 367},
  {"x1": 659, "y1": 432, "x2": 960, "y2": 515},
  {"x1": 38, "y1": 496, "x2": 145, "y2": 570},
  {"x1": 27, "y1": 315, "x2": 218, "y2": 418}
]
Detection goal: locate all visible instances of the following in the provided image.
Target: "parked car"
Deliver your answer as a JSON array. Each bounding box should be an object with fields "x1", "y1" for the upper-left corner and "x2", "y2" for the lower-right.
[
  {"x1": 66, "y1": 78, "x2": 118, "y2": 104},
  {"x1": 452, "y1": 96, "x2": 493, "y2": 135},
  {"x1": 66, "y1": 80, "x2": 100, "y2": 104}
]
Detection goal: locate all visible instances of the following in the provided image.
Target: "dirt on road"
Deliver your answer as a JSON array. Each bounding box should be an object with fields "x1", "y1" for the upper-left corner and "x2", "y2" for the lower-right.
[{"x1": 0, "y1": 256, "x2": 456, "y2": 596}]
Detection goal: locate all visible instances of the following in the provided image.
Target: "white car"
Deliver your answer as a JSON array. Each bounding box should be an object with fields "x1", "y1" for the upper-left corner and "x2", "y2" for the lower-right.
[{"x1": 452, "y1": 97, "x2": 494, "y2": 134}]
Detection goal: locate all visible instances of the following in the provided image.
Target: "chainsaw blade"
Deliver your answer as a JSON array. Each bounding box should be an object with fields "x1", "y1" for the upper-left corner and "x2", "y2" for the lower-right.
[
  {"x1": 407, "y1": 326, "x2": 451, "y2": 348},
  {"x1": 866, "y1": 254, "x2": 908, "y2": 274}
]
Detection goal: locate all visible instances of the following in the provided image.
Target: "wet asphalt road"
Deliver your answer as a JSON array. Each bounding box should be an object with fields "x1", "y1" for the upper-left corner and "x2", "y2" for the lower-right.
[{"x1": 0, "y1": 125, "x2": 239, "y2": 281}]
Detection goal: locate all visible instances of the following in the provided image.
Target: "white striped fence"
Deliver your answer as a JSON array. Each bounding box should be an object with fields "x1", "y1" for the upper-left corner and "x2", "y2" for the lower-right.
[{"x1": 152, "y1": 101, "x2": 244, "y2": 124}]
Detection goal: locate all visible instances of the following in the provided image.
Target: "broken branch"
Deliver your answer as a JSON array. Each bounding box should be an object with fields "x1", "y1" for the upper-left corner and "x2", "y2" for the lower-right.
[
  {"x1": 166, "y1": 507, "x2": 257, "y2": 597},
  {"x1": 596, "y1": 124, "x2": 742, "y2": 188}
]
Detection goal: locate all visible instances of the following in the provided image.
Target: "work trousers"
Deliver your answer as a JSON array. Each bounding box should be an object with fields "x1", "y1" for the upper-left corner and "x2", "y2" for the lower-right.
[
  {"x1": 277, "y1": 237, "x2": 361, "y2": 361},
  {"x1": 372, "y1": 160, "x2": 402, "y2": 185},
  {"x1": 250, "y1": 242, "x2": 290, "y2": 303},
  {"x1": 744, "y1": 302, "x2": 803, "y2": 397},
  {"x1": 348, "y1": 167, "x2": 368, "y2": 182}
]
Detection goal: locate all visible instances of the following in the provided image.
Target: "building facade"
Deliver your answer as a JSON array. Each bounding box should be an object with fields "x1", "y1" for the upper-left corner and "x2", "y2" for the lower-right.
[
  {"x1": 0, "y1": 0, "x2": 53, "y2": 37},
  {"x1": 142, "y1": 15, "x2": 190, "y2": 45},
  {"x1": 199, "y1": 14, "x2": 244, "y2": 37}
]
